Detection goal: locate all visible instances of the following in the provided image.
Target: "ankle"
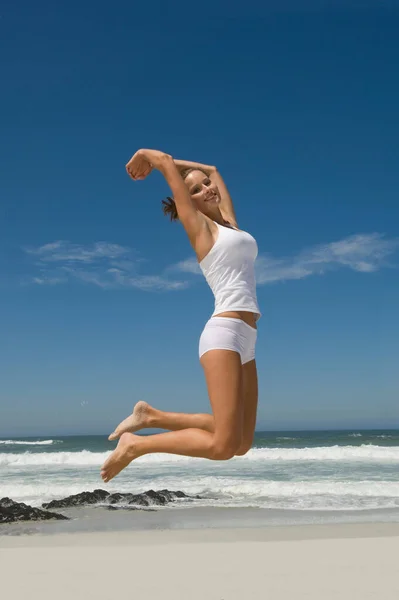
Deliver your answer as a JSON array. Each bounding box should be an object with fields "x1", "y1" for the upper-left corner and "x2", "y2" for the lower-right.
[
  {"x1": 122, "y1": 433, "x2": 143, "y2": 458},
  {"x1": 146, "y1": 411, "x2": 158, "y2": 428}
]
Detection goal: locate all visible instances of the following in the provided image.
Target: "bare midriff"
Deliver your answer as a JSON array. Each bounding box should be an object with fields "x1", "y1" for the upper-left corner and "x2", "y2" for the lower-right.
[{"x1": 213, "y1": 311, "x2": 257, "y2": 329}]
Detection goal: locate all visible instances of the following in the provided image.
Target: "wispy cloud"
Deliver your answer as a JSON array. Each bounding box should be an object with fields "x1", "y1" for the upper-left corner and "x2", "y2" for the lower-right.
[
  {"x1": 172, "y1": 258, "x2": 202, "y2": 275},
  {"x1": 24, "y1": 233, "x2": 398, "y2": 291},
  {"x1": 26, "y1": 241, "x2": 130, "y2": 264},
  {"x1": 24, "y1": 241, "x2": 188, "y2": 291},
  {"x1": 172, "y1": 233, "x2": 399, "y2": 285},
  {"x1": 256, "y1": 233, "x2": 398, "y2": 284}
]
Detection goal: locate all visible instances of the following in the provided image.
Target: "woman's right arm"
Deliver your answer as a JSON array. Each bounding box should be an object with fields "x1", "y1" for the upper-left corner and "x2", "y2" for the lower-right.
[
  {"x1": 174, "y1": 159, "x2": 215, "y2": 176},
  {"x1": 174, "y1": 159, "x2": 238, "y2": 228},
  {"x1": 126, "y1": 149, "x2": 205, "y2": 246}
]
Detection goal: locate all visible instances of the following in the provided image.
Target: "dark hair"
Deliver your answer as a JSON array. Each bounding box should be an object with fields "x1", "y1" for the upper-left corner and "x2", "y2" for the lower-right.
[
  {"x1": 162, "y1": 196, "x2": 179, "y2": 221},
  {"x1": 161, "y1": 167, "x2": 207, "y2": 222}
]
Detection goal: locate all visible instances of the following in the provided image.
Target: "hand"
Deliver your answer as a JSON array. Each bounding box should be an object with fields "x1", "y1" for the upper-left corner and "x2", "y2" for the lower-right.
[{"x1": 126, "y1": 149, "x2": 172, "y2": 181}]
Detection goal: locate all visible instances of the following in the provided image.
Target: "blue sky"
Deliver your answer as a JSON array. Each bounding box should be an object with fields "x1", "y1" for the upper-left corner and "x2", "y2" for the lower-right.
[{"x1": 1, "y1": 1, "x2": 398, "y2": 436}]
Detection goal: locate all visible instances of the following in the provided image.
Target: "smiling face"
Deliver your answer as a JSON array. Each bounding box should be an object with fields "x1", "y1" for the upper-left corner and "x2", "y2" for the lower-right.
[{"x1": 184, "y1": 169, "x2": 221, "y2": 216}]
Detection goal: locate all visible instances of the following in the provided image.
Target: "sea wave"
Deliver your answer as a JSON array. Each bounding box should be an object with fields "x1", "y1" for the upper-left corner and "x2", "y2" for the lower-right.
[
  {"x1": 199, "y1": 478, "x2": 399, "y2": 499},
  {"x1": 3, "y1": 478, "x2": 399, "y2": 512},
  {"x1": 0, "y1": 439, "x2": 61, "y2": 446},
  {"x1": 248, "y1": 445, "x2": 399, "y2": 462},
  {"x1": 0, "y1": 450, "x2": 107, "y2": 467},
  {"x1": 1, "y1": 444, "x2": 399, "y2": 467}
]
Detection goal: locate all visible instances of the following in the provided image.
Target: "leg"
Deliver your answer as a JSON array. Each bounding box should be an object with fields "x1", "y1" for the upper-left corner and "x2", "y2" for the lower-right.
[
  {"x1": 143, "y1": 407, "x2": 215, "y2": 431},
  {"x1": 235, "y1": 359, "x2": 258, "y2": 455},
  {"x1": 108, "y1": 362, "x2": 258, "y2": 453},
  {"x1": 100, "y1": 350, "x2": 243, "y2": 482},
  {"x1": 108, "y1": 401, "x2": 214, "y2": 441}
]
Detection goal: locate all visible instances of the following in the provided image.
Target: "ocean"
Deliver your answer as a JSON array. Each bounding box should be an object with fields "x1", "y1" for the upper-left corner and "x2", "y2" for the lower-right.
[{"x1": 2, "y1": 430, "x2": 399, "y2": 523}]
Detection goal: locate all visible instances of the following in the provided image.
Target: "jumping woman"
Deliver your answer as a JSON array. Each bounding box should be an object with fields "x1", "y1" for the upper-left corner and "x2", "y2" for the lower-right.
[{"x1": 101, "y1": 149, "x2": 261, "y2": 482}]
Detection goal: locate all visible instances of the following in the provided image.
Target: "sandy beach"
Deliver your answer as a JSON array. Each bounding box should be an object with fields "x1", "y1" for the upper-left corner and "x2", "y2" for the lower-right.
[{"x1": 1, "y1": 522, "x2": 399, "y2": 600}]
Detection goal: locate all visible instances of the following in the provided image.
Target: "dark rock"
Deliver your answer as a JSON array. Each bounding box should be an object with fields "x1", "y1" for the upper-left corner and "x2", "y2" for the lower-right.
[
  {"x1": 42, "y1": 489, "x2": 110, "y2": 509},
  {"x1": 107, "y1": 493, "x2": 136, "y2": 505},
  {"x1": 42, "y1": 489, "x2": 202, "y2": 510},
  {"x1": 106, "y1": 505, "x2": 157, "y2": 512},
  {"x1": 130, "y1": 489, "x2": 185, "y2": 506},
  {"x1": 0, "y1": 497, "x2": 68, "y2": 524},
  {"x1": 106, "y1": 504, "x2": 138, "y2": 511},
  {"x1": 106, "y1": 488, "x2": 203, "y2": 507},
  {"x1": 149, "y1": 489, "x2": 202, "y2": 503}
]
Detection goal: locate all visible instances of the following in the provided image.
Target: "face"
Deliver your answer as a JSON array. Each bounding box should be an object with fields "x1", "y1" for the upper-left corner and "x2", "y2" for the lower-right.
[{"x1": 184, "y1": 170, "x2": 221, "y2": 214}]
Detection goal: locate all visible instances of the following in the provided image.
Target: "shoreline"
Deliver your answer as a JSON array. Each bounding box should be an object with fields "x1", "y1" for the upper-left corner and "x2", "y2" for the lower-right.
[
  {"x1": 2, "y1": 520, "x2": 399, "y2": 547},
  {"x1": 2, "y1": 504, "x2": 399, "y2": 538}
]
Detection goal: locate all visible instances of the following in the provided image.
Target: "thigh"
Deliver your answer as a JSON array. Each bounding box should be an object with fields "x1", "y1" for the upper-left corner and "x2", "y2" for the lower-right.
[
  {"x1": 241, "y1": 359, "x2": 258, "y2": 451},
  {"x1": 200, "y1": 350, "x2": 244, "y2": 445}
]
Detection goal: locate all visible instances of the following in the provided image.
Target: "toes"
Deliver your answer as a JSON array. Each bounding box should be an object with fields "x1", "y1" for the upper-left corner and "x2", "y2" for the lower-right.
[{"x1": 101, "y1": 469, "x2": 110, "y2": 482}]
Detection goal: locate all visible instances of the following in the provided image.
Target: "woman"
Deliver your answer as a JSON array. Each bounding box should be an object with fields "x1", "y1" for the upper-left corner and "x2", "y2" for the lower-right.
[{"x1": 101, "y1": 149, "x2": 260, "y2": 482}]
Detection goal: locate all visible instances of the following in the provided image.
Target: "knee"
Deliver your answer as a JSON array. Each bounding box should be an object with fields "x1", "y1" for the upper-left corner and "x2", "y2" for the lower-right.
[
  {"x1": 211, "y1": 438, "x2": 242, "y2": 461},
  {"x1": 235, "y1": 440, "x2": 253, "y2": 456}
]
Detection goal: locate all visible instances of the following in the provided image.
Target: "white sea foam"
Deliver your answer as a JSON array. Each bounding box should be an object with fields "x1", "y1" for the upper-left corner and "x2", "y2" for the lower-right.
[
  {"x1": 3, "y1": 440, "x2": 399, "y2": 514},
  {"x1": 0, "y1": 439, "x2": 60, "y2": 446},
  {"x1": 3, "y1": 478, "x2": 399, "y2": 512},
  {"x1": 198, "y1": 478, "x2": 399, "y2": 499},
  {"x1": 2, "y1": 444, "x2": 399, "y2": 468},
  {"x1": 247, "y1": 445, "x2": 399, "y2": 462},
  {"x1": 0, "y1": 450, "x2": 108, "y2": 467}
]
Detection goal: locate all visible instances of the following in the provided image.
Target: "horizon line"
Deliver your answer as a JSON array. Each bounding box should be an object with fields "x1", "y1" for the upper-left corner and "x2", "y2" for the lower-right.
[{"x1": 1, "y1": 425, "x2": 398, "y2": 439}]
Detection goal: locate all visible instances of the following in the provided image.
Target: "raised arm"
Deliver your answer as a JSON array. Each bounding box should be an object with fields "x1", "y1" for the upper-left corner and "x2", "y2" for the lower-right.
[
  {"x1": 174, "y1": 159, "x2": 238, "y2": 228},
  {"x1": 126, "y1": 150, "x2": 204, "y2": 246}
]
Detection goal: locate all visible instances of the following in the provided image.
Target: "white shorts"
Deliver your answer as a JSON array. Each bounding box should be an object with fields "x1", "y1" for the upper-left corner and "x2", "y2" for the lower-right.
[{"x1": 199, "y1": 317, "x2": 257, "y2": 365}]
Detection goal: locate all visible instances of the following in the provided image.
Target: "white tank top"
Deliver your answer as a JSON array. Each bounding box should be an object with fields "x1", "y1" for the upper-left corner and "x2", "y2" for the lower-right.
[{"x1": 199, "y1": 222, "x2": 261, "y2": 320}]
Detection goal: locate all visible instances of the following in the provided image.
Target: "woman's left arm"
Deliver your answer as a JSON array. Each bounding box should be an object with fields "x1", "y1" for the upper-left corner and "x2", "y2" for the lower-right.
[{"x1": 174, "y1": 159, "x2": 238, "y2": 228}]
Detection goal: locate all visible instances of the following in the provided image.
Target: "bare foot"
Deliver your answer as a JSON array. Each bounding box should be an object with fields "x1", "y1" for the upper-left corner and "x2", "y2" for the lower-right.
[
  {"x1": 108, "y1": 401, "x2": 154, "y2": 441},
  {"x1": 101, "y1": 433, "x2": 140, "y2": 482}
]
